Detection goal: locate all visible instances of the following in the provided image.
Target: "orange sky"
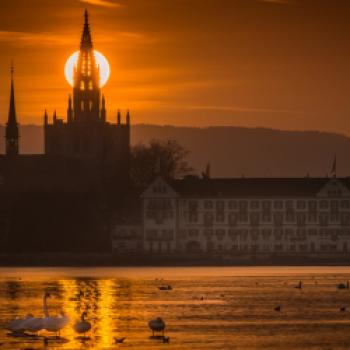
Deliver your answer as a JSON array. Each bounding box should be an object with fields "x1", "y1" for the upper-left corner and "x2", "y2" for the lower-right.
[{"x1": 0, "y1": 0, "x2": 350, "y2": 133}]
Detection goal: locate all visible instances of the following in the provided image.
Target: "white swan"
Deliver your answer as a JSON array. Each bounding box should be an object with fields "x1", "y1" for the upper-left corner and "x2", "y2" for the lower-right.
[
  {"x1": 22, "y1": 292, "x2": 50, "y2": 334},
  {"x1": 73, "y1": 312, "x2": 91, "y2": 336},
  {"x1": 43, "y1": 294, "x2": 69, "y2": 336},
  {"x1": 7, "y1": 313, "x2": 33, "y2": 334}
]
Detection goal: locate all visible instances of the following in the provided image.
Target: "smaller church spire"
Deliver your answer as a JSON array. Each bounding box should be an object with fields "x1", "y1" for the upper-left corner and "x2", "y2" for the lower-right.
[
  {"x1": 126, "y1": 109, "x2": 130, "y2": 125},
  {"x1": 6, "y1": 61, "x2": 19, "y2": 156},
  {"x1": 44, "y1": 109, "x2": 48, "y2": 126},
  {"x1": 117, "y1": 109, "x2": 121, "y2": 125},
  {"x1": 67, "y1": 95, "x2": 73, "y2": 123},
  {"x1": 80, "y1": 9, "x2": 93, "y2": 49},
  {"x1": 101, "y1": 94, "x2": 106, "y2": 122}
]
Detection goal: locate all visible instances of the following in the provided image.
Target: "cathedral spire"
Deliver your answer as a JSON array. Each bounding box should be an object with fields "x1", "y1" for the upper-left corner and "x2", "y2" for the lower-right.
[
  {"x1": 6, "y1": 61, "x2": 19, "y2": 156},
  {"x1": 81, "y1": 9, "x2": 93, "y2": 49}
]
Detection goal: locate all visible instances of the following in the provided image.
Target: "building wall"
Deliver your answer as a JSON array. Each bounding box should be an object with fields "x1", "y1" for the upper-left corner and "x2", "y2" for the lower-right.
[
  {"x1": 45, "y1": 120, "x2": 130, "y2": 166},
  {"x1": 141, "y1": 177, "x2": 350, "y2": 256},
  {"x1": 111, "y1": 225, "x2": 142, "y2": 253}
]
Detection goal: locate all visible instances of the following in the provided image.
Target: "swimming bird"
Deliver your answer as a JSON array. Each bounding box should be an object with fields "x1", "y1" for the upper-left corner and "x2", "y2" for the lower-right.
[
  {"x1": 44, "y1": 311, "x2": 69, "y2": 337},
  {"x1": 74, "y1": 312, "x2": 91, "y2": 336},
  {"x1": 274, "y1": 306, "x2": 281, "y2": 312},
  {"x1": 158, "y1": 285, "x2": 172, "y2": 291},
  {"x1": 149, "y1": 317, "x2": 166, "y2": 336},
  {"x1": 43, "y1": 294, "x2": 69, "y2": 337},
  {"x1": 7, "y1": 313, "x2": 33, "y2": 335},
  {"x1": 23, "y1": 292, "x2": 51, "y2": 335},
  {"x1": 114, "y1": 337, "x2": 126, "y2": 344},
  {"x1": 295, "y1": 281, "x2": 303, "y2": 289},
  {"x1": 337, "y1": 283, "x2": 347, "y2": 290}
]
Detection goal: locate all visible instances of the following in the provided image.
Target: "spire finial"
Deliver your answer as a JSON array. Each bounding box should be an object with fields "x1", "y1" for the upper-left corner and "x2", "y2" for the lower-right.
[
  {"x1": 81, "y1": 9, "x2": 93, "y2": 49},
  {"x1": 10, "y1": 60, "x2": 14, "y2": 81}
]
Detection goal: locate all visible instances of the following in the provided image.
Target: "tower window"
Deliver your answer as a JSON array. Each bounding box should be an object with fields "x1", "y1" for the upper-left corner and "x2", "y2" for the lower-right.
[{"x1": 80, "y1": 81, "x2": 85, "y2": 90}]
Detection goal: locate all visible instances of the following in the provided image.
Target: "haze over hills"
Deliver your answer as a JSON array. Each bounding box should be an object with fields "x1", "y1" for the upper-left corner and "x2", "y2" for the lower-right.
[{"x1": 0, "y1": 124, "x2": 348, "y2": 178}]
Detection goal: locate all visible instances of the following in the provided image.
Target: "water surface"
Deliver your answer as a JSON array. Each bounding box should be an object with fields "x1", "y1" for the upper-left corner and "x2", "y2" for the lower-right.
[{"x1": 0, "y1": 267, "x2": 350, "y2": 349}]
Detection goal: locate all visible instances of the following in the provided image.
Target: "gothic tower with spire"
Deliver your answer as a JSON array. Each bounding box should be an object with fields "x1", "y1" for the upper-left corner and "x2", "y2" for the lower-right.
[
  {"x1": 44, "y1": 11, "x2": 130, "y2": 177},
  {"x1": 6, "y1": 63, "x2": 19, "y2": 156}
]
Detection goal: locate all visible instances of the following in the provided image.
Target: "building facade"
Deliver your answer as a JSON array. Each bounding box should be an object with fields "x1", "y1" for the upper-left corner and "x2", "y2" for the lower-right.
[{"x1": 112, "y1": 176, "x2": 350, "y2": 260}]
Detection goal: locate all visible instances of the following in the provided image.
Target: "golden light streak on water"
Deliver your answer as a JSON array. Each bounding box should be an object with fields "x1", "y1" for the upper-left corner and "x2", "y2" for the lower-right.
[{"x1": 96, "y1": 279, "x2": 114, "y2": 348}]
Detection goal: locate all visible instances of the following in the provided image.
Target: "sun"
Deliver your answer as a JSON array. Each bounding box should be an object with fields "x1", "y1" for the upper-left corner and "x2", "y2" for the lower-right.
[{"x1": 64, "y1": 50, "x2": 110, "y2": 87}]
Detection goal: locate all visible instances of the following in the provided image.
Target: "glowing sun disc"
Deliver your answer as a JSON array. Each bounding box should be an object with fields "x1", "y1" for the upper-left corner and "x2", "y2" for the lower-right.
[{"x1": 64, "y1": 50, "x2": 110, "y2": 87}]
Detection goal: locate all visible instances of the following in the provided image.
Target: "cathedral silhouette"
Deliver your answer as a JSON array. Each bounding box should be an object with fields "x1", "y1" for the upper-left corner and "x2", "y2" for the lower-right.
[{"x1": 1, "y1": 11, "x2": 130, "y2": 189}]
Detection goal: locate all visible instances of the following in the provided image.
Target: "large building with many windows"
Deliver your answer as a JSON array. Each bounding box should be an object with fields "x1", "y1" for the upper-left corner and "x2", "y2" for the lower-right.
[{"x1": 112, "y1": 175, "x2": 350, "y2": 261}]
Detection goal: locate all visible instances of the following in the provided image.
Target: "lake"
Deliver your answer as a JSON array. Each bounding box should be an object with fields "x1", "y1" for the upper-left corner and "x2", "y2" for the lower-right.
[{"x1": 1, "y1": 267, "x2": 350, "y2": 349}]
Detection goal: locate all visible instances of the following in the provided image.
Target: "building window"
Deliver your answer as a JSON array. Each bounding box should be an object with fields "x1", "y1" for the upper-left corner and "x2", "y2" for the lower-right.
[
  {"x1": 262, "y1": 213, "x2": 271, "y2": 222},
  {"x1": 262, "y1": 201, "x2": 271, "y2": 211},
  {"x1": 320, "y1": 200, "x2": 329, "y2": 209},
  {"x1": 320, "y1": 213, "x2": 329, "y2": 226},
  {"x1": 80, "y1": 81, "x2": 85, "y2": 90},
  {"x1": 250, "y1": 213, "x2": 260, "y2": 226},
  {"x1": 238, "y1": 212, "x2": 248, "y2": 222},
  {"x1": 189, "y1": 201, "x2": 198, "y2": 211},
  {"x1": 308, "y1": 200, "x2": 317, "y2": 211},
  {"x1": 89, "y1": 81, "x2": 93, "y2": 90},
  {"x1": 239, "y1": 201, "x2": 248, "y2": 211},
  {"x1": 89, "y1": 101, "x2": 93, "y2": 111},
  {"x1": 286, "y1": 200, "x2": 294, "y2": 210},
  {"x1": 228, "y1": 200, "x2": 238, "y2": 210},
  {"x1": 216, "y1": 229, "x2": 225, "y2": 241},
  {"x1": 341, "y1": 200, "x2": 350, "y2": 209},
  {"x1": 81, "y1": 101, "x2": 84, "y2": 111},
  {"x1": 189, "y1": 212, "x2": 198, "y2": 223},
  {"x1": 228, "y1": 213, "x2": 237, "y2": 226},
  {"x1": 250, "y1": 201, "x2": 259, "y2": 210},
  {"x1": 204, "y1": 201, "x2": 213, "y2": 210},
  {"x1": 204, "y1": 229, "x2": 213, "y2": 238},
  {"x1": 274, "y1": 201, "x2": 283, "y2": 210},
  {"x1": 204, "y1": 213, "x2": 214, "y2": 226},
  {"x1": 330, "y1": 200, "x2": 339, "y2": 211},
  {"x1": 216, "y1": 201, "x2": 225, "y2": 211},
  {"x1": 297, "y1": 201, "x2": 306, "y2": 210},
  {"x1": 216, "y1": 212, "x2": 225, "y2": 222},
  {"x1": 189, "y1": 229, "x2": 199, "y2": 237},
  {"x1": 145, "y1": 230, "x2": 157, "y2": 241}
]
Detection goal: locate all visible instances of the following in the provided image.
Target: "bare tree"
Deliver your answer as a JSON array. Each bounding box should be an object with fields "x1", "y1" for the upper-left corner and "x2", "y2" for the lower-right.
[{"x1": 130, "y1": 139, "x2": 193, "y2": 189}]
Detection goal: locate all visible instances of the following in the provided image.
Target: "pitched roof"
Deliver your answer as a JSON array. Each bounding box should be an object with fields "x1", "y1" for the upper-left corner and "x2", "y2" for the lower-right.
[{"x1": 167, "y1": 177, "x2": 350, "y2": 198}]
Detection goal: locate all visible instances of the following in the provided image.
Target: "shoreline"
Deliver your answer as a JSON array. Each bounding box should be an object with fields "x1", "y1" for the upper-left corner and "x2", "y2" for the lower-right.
[{"x1": 1, "y1": 253, "x2": 350, "y2": 267}]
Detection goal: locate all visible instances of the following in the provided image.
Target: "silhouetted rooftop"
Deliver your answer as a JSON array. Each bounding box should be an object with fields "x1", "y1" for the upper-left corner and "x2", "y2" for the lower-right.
[{"x1": 168, "y1": 177, "x2": 349, "y2": 197}]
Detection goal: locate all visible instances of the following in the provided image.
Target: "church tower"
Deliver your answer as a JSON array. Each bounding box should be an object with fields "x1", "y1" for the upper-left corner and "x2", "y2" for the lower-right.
[
  {"x1": 5, "y1": 64, "x2": 19, "y2": 156},
  {"x1": 72, "y1": 10, "x2": 101, "y2": 123},
  {"x1": 44, "y1": 10, "x2": 130, "y2": 179}
]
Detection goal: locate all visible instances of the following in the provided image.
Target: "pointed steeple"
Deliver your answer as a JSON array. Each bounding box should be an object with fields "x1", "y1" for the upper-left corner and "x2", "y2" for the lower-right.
[
  {"x1": 44, "y1": 109, "x2": 48, "y2": 126},
  {"x1": 67, "y1": 95, "x2": 73, "y2": 123},
  {"x1": 80, "y1": 9, "x2": 93, "y2": 49},
  {"x1": 101, "y1": 94, "x2": 106, "y2": 122},
  {"x1": 6, "y1": 62, "x2": 19, "y2": 156},
  {"x1": 126, "y1": 109, "x2": 130, "y2": 125},
  {"x1": 117, "y1": 109, "x2": 121, "y2": 124}
]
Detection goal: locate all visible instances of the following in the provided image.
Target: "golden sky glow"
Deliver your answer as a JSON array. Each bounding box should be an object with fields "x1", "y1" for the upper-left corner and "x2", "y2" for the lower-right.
[{"x1": 0, "y1": 0, "x2": 350, "y2": 133}]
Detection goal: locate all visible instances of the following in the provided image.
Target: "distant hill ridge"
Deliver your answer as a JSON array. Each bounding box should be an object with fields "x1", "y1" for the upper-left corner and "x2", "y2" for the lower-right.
[{"x1": 0, "y1": 124, "x2": 348, "y2": 178}]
